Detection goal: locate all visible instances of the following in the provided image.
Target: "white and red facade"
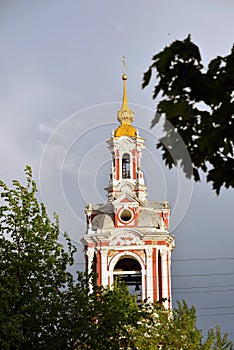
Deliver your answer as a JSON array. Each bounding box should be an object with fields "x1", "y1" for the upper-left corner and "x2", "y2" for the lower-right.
[{"x1": 82, "y1": 73, "x2": 174, "y2": 308}]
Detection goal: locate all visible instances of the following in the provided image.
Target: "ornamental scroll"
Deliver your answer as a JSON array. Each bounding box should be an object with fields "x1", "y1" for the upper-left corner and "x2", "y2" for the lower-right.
[{"x1": 110, "y1": 232, "x2": 143, "y2": 246}]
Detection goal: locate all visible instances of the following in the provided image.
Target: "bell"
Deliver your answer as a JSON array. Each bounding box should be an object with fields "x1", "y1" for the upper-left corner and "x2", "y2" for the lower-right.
[{"x1": 135, "y1": 283, "x2": 140, "y2": 291}]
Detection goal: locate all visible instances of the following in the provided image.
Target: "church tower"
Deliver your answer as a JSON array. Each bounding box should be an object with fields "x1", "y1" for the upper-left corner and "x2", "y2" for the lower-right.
[{"x1": 82, "y1": 62, "x2": 174, "y2": 308}]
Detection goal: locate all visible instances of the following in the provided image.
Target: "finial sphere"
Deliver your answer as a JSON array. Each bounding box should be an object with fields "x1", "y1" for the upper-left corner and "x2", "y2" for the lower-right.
[{"x1": 122, "y1": 73, "x2": 128, "y2": 80}]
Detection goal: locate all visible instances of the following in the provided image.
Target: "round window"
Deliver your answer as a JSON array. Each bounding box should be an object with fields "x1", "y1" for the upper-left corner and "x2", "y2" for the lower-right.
[{"x1": 120, "y1": 209, "x2": 133, "y2": 223}]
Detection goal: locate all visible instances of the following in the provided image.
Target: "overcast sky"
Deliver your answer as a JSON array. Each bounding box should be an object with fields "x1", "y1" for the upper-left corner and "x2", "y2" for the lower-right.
[{"x1": 1, "y1": 0, "x2": 234, "y2": 341}]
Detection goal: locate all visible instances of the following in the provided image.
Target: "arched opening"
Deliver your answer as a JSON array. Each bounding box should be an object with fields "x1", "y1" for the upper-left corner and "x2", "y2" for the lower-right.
[
  {"x1": 113, "y1": 257, "x2": 142, "y2": 303},
  {"x1": 122, "y1": 153, "x2": 130, "y2": 179}
]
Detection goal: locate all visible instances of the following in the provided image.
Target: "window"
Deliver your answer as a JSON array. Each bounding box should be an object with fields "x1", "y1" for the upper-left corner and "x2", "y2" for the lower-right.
[
  {"x1": 122, "y1": 153, "x2": 130, "y2": 179},
  {"x1": 119, "y1": 209, "x2": 133, "y2": 223}
]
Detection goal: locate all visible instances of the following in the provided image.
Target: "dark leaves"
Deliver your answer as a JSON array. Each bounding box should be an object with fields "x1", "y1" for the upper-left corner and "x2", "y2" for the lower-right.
[
  {"x1": 143, "y1": 36, "x2": 234, "y2": 194},
  {"x1": 142, "y1": 67, "x2": 152, "y2": 89},
  {"x1": 150, "y1": 111, "x2": 161, "y2": 128}
]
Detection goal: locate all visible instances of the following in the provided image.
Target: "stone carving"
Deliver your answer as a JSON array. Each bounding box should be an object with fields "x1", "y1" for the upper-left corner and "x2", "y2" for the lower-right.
[
  {"x1": 160, "y1": 248, "x2": 167, "y2": 257},
  {"x1": 110, "y1": 232, "x2": 142, "y2": 246},
  {"x1": 120, "y1": 184, "x2": 132, "y2": 194},
  {"x1": 115, "y1": 138, "x2": 134, "y2": 153},
  {"x1": 159, "y1": 215, "x2": 166, "y2": 230},
  {"x1": 86, "y1": 249, "x2": 95, "y2": 259},
  {"x1": 145, "y1": 247, "x2": 153, "y2": 259}
]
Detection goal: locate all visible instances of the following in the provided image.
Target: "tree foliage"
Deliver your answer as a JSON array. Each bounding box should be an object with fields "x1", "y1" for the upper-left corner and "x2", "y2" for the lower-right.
[
  {"x1": 143, "y1": 35, "x2": 234, "y2": 194},
  {"x1": 60, "y1": 276, "x2": 141, "y2": 349},
  {"x1": 0, "y1": 167, "x2": 141, "y2": 349},
  {"x1": 0, "y1": 166, "x2": 75, "y2": 349},
  {"x1": 0, "y1": 167, "x2": 233, "y2": 349},
  {"x1": 203, "y1": 325, "x2": 234, "y2": 350}
]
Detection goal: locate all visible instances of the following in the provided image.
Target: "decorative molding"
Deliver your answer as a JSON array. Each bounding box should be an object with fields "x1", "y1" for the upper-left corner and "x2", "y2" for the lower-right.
[
  {"x1": 86, "y1": 249, "x2": 95, "y2": 259},
  {"x1": 101, "y1": 249, "x2": 108, "y2": 257},
  {"x1": 120, "y1": 183, "x2": 132, "y2": 194},
  {"x1": 110, "y1": 232, "x2": 142, "y2": 246},
  {"x1": 115, "y1": 138, "x2": 134, "y2": 153},
  {"x1": 160, "y1": 248, "x2": 168, "y2": 257},
  {"x1": 145, "y1": 247, "x2": 153, "y2": 259}
]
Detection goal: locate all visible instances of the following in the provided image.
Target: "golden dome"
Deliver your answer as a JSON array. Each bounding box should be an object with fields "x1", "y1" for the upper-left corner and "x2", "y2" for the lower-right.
[{"x1": 114, "y1": 124, "x2": 137, "y2": 137}]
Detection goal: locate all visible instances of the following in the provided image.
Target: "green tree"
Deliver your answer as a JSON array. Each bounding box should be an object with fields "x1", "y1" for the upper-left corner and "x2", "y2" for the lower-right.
[
  {"x1": 161, "y1": 300, "x2": 202, "y2": 349},
  {"x1": 1, "y1": 168, "x2": 233, "y2": 349},
  {"x1": 133, "y1": 300, "x2": 203, "y2": 349},
  {"x1": 0, "y1": 166, "x2": 75, "y2": 349},
  {"x1": 60, "y1": 276, "x2": 140, "y2": 349},
  {"x1": 0, "y1": 168, "x2": 142, "y2": 350},
  {"x1": 132, "y1": 300, "x2": 233, "y2": 350},
  {"x1": 202, "y1": 325, "x2": 234, "y2": 350},
  {"x1": 143, "y1": 36, "x2": 234, "y2": 194}
]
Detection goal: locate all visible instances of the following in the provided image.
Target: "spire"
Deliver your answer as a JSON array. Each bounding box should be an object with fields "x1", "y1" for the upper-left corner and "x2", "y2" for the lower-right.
[
  {"x1": 121, "y1": 56, "x2": 129, "y2": 111},
  {"x1": 117, "y1": 56, "x2": 134, "y2": 125},
  {"x1": 114, "y1": 57, "x2": 137, "y2": 137}
]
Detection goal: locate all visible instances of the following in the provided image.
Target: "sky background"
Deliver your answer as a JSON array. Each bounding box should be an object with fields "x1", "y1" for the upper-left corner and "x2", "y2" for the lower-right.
[{"x1": 1, "y1": 0, "x2": 234, "y2": 342}]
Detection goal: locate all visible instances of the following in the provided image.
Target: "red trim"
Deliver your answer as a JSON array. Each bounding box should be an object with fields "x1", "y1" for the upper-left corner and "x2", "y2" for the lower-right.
[
  {"x1": 158, "y1": 251, "x2": 162, "y2": 302},
  {"x1": 119, "y1": 197, "x2": 131, "y2": 203},
  {"x1": 97, "y1": 250, "x2": 102, "y2": 285},
  {"x1": 157, "y1": 241, "x2": 167, "y2": 245},
  {"x1": 116, "y1": 150, "x2": 119, "y2": 180},
  {"x1": 167, "y1": 253, "x2": 171, "y2": 309},
  {"x1": 153, "y1": 248, "x2": 157, "y2": 301},
  {"x1": 133, "y1": 150, "x2": 136, "y2": 179},
  {"x1": 144, "y1": 273, "x2": 147, "y2": 301},
  {"x1": 144, "y1": 240, "x2": 152, "y2": 245}
]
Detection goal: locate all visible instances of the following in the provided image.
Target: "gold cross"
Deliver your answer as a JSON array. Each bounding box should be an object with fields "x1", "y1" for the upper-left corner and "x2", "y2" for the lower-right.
[{"x1": 122, "y1": 56, "x2": 126, "y2": 74}]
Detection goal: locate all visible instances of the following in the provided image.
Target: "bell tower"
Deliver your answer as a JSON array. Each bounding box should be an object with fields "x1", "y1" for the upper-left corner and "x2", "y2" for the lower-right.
[
  {"x1": 105, "y1": 65, "x2": 147, "y2": 204},
  {"x1": 82, "y1": 60, "x2": 174, "y2": 308}
]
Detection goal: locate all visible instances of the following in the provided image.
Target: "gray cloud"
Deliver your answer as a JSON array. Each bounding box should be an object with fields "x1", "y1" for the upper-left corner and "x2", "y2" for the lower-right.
[{"x1": 1, "y1": 0, "x2": 234, "y2": 341}]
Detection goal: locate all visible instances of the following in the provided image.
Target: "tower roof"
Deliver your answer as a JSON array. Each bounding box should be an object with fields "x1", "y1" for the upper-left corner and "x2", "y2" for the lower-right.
[{"x1": 114, "y1": 57, "x2": 137, "y2": 137}]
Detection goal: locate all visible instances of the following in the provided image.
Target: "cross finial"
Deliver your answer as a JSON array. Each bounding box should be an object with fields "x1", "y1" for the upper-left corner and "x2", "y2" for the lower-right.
[
  {"x1": 122, "y1": 56, "x2": 126, "y2": 74},
  {"x1": 117, "y1": 56, "x2": 134, "y2": 126}
]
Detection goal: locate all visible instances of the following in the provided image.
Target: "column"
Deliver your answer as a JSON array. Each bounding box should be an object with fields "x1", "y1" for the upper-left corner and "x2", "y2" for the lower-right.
[
  {"x1": 86, "y1": 248, "x2": 95, "y2": 292},
  {"x1": 145, "y1": 247, "x2": 153, "y2": 302},
  {"x1": 141, "y1": 267, "x2": 146, "y2": 301},
  {"x1": 86, "y1": 248, "x2": 95, "y2": 274},
  {"x1": 160, "y1": 248, "x2": 169, "y2": 309},
  {"x1": 167, "y1": 250, "x2": 172, "y2": 308},
  {"x1": 101, "y1": 249, "x2": 108, "y2": 286}
]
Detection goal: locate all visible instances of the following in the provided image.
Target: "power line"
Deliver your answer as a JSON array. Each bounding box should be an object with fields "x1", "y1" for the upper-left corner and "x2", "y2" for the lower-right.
[
  {"x1": 74, "y1": 258, "x2": 234, "y2": 262},
  {"x1": 198, "y1": 312, "x2": 234, "y2": 317},
  {"x1": 69, "y1": 269, "x2": 234, "y2": 281},
  {"x1": 173, "y1": 288, "x2": 234, "y2": 294},
  {"x1": 172, "y1": 272, "x2": 234, "y2": 277},
  {"x1": 173, "y1": 284, "x2": 234, "y2": 290},
  {"x1": 74, "y1": 257, "x2": 234, "y2": 264},
  {"x1": 197, "y1": 305, "x2": 234, "y2": 311},
  {"x1": 172, "y1": 257, "x2": 234, "y2": 262}
]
